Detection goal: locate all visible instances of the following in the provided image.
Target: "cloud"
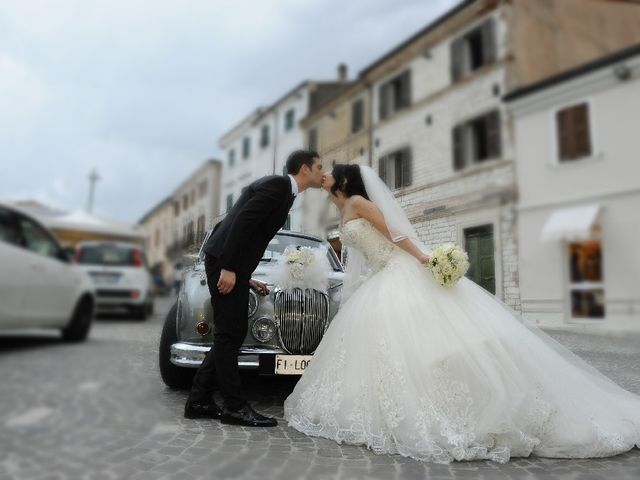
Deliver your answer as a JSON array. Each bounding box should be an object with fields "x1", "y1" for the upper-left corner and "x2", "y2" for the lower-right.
[
  {"x1": 0, "y1": 53, "x2": 48, "y2": 138},
  {"x1": 0, "y1": 0, "x2": 459, "y2": 222}
]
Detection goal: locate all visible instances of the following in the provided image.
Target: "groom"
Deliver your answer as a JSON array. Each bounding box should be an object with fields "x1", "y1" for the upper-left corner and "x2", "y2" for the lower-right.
[{"x1": 185, "y1": 150, "x2": 324, "y2": 427}]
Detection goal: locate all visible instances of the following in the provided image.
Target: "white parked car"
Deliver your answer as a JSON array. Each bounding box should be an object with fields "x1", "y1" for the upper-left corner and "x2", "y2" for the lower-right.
[
  {"x1": 0, "y1": 203, "x2": 95, "y2": 341},
  {"x1": 74, "y1": 241, "x2": 154, "y2": 320}
]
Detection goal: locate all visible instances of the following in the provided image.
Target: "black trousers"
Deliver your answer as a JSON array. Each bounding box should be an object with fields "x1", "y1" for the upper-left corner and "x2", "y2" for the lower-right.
[{"x1": 188, "y1": 254, "x2": 250, "y2": 411}]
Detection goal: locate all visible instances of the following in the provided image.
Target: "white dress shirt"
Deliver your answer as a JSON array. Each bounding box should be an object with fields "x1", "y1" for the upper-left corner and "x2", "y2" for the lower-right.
[{"x1": 288, "y1": 174, "x2": 298, "y2": 198}]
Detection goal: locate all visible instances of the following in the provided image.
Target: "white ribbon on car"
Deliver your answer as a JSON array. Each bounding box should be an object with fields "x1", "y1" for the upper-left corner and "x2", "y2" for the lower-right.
[{"x1": 270, "y1": 245, "x2": 332, "y2": 292}]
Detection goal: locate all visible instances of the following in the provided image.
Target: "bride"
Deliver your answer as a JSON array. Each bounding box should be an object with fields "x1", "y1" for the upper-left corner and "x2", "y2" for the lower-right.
[{"x1": 283, "y1": 163, "x2": 640, "y2": 464}]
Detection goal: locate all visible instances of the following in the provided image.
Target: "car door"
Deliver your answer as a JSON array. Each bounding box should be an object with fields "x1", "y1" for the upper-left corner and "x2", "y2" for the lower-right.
[
  {"x1": 0, "y1": 207, "x2": 30, "y2": 328},
  {"x1": 15, "y1": 213, "x2": 79, "y2": 327}
]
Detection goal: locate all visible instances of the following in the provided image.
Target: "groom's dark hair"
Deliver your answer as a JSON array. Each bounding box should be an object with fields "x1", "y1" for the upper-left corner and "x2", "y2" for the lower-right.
[{"x1": 286, "y1": 150, "x2": 319, "y2": 175}]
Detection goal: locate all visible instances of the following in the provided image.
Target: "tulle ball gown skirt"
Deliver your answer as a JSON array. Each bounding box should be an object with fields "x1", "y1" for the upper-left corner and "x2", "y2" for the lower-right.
[{"x1": 284, "y1": 250, "x2": 640, "y2": 464}]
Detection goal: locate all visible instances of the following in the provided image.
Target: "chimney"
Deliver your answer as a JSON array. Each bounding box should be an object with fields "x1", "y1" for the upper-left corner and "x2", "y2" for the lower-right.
[{"x1": 337, "y1": 63, "x2": 348, "y2": 81}]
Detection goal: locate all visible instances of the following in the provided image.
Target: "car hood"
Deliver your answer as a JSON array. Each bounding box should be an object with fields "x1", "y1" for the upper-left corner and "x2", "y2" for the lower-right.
[{"x1": 252, "y1": 262, "x2": 344, "y2": 287}]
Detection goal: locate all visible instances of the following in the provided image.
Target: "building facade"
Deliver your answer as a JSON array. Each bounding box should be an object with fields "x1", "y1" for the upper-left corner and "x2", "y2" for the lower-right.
[
  {"x1": 298, "y1": 80, "x2": 369, "y2": 253},
  {"x1": 361, "y1": 1, "x2": 519, "y2": 307},
  {"x1": 217, "y1": 71, "x2": 350, "y2": 233},
  {"x1": 137, "y1": 197, "x2": 174, "y2": 283},
  {"x1": 298, "y1": 0, "x2": 640, "y2": 308},
  {"x1": 139, "y1": 159, "x2": 222, "y2": 282},
  {"x1": 505, "y1": 44, "x2": 640, "y2": 330}
]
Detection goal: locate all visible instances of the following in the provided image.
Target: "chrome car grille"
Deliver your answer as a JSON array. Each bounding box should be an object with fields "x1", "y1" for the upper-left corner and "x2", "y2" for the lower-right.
[{"x1": 273, "y1": 288, "x2": 329, "y2": 354}]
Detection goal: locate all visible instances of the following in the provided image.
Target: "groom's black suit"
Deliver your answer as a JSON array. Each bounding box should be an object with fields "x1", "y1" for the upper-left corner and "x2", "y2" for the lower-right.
[{"x1": 189, "y1": 175, "x2": 296, "y2": 410}]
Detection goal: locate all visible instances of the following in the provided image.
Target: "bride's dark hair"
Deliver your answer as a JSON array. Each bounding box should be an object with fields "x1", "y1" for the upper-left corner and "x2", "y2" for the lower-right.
[{"x1": 330, "y1": 164, "x2": 370, "y2": 200}]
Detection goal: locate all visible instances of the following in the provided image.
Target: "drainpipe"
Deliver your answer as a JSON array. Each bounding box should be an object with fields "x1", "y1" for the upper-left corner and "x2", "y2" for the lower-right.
[
  {"x1": 272, "y1": 107, "x2": 279, "y2": 175},
  {"x1": 366, "y1": 80, "x2": 374, "y2": 168}
]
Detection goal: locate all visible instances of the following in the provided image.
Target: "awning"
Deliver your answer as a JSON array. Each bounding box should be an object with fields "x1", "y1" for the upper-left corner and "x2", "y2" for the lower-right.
[
  {"x1": 541, "y1": 204, "x2": 601, "y2": 242},
  {"x1": 36, "y1": 209, "x2": 147, "y2": 240}
]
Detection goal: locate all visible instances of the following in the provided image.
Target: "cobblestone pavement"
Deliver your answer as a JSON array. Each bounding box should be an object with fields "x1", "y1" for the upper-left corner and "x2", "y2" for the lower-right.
[{"x1": 1, "y1": 297, "x2": 638, "y2": 480}]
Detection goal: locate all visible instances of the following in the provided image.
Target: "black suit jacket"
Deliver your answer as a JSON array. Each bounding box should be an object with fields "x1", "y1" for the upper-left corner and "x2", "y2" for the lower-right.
[{"x1": 203, "y1": 175, "x2": 295, "y2": 277}]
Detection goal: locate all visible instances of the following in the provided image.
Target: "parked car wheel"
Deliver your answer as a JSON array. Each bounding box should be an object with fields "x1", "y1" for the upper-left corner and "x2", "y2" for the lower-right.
[
  {"x1": 61, "y1": 296, "x2": 94, "y2": 342},
  {"x1": 159, "y1": 303, "x2": 195, "y2": 389}
]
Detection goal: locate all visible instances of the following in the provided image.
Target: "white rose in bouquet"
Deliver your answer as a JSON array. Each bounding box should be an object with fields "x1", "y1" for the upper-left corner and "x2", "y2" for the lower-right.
[{"x1": 426, "y1": 243, "x2": 470, "y2": 288}]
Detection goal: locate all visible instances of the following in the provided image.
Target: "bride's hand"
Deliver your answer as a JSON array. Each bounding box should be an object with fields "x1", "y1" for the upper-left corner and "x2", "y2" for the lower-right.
[{"x1": 418, "y1": 254, "x2": 430, "y2": 265}]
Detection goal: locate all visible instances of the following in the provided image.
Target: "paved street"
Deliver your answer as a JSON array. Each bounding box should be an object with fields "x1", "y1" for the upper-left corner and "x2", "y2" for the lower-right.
[{"x1": 0, "y1": 297, "x2": 638, "y2": 480}]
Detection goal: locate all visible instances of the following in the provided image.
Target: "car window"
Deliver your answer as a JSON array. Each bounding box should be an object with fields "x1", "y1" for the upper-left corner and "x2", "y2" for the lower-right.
[
  {"x1": 0, "y1": 207, "x2": 23, "y2": 247},
  {"x1": 77, "y1": 245, "x2": 135, "y2": 266},
  {"x1": 17, "y1": 216, "x2": 60, "y2": 259}
]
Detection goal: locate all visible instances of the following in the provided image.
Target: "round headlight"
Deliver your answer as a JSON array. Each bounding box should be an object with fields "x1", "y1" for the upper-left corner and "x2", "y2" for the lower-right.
[
  {"x1": 196, "y1": 322, "x2": 210, "y2": 336},
  {"x1": 251, "y1": 317, "x2": 276, "y2": 343},
  {"x1": 248, "y1": 289, "x2": 259, "y2": 318}
]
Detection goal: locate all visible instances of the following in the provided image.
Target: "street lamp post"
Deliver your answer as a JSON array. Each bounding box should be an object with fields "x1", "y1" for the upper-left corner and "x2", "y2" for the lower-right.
[{"x1": 87, "y1": 168, "x2": 100, "y2": 213}]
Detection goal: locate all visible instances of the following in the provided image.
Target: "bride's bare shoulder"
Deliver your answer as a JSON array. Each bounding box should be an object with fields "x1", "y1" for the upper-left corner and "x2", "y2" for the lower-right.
[{"x1": 349, "y1": 195, "x2": 385, "y2": 224}]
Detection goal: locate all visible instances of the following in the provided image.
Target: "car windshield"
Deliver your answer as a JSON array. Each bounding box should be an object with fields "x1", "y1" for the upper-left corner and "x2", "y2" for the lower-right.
[
  {"x1": 77, "y1": 245, "x2": 137, "y2": 266},
  {"x1": 263, "y1": 235, "x2": 342, "y2": 271}
]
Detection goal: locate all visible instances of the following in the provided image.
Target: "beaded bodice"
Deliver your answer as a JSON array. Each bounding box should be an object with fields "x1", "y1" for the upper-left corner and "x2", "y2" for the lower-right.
[{"x1": 340, "y1": 217, "x2": 400, "y2": 273}]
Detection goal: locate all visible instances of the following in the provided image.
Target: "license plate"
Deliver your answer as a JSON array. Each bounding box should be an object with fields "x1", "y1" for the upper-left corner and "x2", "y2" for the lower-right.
[
  {"x1": 274, "y1": 355, "x2": 311, "y2": 375},
  {"x1": 91, "y1": 273, "x2": 120, "y2": 285}
]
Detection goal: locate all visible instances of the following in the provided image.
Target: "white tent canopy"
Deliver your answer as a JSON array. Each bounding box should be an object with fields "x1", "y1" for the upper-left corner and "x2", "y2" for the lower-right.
[
  {"x1": 541, "y1": 204, "x2": 601, "y2": 242},
  {"x1": 37, "y1": 209, "x2": 147, "y2": 239}
]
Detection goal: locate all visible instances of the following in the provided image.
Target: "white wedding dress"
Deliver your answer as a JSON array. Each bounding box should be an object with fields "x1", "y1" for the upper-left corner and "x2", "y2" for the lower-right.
[{"x1": 284, "y1": 217, "x2": 640, "y2": 464}]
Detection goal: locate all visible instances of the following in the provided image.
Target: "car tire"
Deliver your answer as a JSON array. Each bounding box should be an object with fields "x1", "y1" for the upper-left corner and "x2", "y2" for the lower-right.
[
  {"x1": 62, "y1": 296, "x2": 94, "y2": 342},
  {"x1": 159, "y1": 303, "x2": 195, "y2": 390}
]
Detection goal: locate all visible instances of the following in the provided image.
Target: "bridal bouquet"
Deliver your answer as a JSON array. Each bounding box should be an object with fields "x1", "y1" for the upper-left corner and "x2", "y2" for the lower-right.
[
  {"x1": 272, "y1": 245, "x2": 332, "y2": 292},
  {"x1": 427, "y1": 243, "x2": 470, "y2": 288},
  {"x1": 284, "y1": 246, "x2": 316, "y2": 281}
]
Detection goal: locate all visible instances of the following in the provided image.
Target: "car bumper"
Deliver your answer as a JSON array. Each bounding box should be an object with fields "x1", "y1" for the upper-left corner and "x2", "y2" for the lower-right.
[
  {"x1": 170, "y1": 342, "x2": 290, "y2": 372},
  {"x1": 95, "y1": 289, "x2": 149, "y2": 309}
]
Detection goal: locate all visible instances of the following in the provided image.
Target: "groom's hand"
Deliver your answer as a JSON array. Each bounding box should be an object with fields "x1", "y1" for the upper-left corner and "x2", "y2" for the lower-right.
[
  {"x1": 249, "y1": 279, "x2": 269, "y2": 296},
  {"x1": 217, "y1": 269, "x2": 236, "y2": 295}
]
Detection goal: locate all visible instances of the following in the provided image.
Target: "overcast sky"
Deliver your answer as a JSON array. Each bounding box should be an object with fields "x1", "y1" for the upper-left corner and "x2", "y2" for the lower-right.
[{"x1": 0, "y1": 0, "x2": 458, "y2": 223}]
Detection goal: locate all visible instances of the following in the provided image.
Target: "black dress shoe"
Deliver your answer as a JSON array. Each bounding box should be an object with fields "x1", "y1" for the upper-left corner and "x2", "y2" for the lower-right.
[
  {"x1": 221, "y1": 404, "x2": 278, "y2": 427},
  {"x1": 184, "y1": 401, "x2": 222, "y2": 420}
]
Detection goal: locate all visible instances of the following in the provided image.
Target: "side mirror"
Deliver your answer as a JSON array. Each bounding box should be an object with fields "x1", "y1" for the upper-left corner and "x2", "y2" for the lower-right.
[
  {"x1": 59, "y1": 246, "x2": 76, "y2": 263},
  {"x1": 182, "y1": 253, "x2": 199, "y2": 268}
]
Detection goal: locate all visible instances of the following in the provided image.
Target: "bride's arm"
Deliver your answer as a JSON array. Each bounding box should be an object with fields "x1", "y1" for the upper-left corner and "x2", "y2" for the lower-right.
[{"x1": 351, "y1": 196, "x2": 429, "y2": 264}]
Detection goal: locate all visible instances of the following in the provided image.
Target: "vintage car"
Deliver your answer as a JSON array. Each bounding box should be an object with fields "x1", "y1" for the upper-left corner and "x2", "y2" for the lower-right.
[{"x1": 159, "y1": 229, "x2": 344, "y2": 389}]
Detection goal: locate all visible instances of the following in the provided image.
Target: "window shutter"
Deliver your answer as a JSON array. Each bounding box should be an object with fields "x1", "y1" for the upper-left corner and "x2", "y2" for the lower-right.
[
  {"x1": 379, "y1": 84, "x2": 389, "y2": 121},
  {"x1": 378, "y1": 155, "x2": 388, "y2": 185},
  {"x1": 450, "y1": 37, "x2": 464, "y2": 82},
  {"x1": 400, "y1": 71, "x2": 411, "y2": 109},
  {"x1": 486, "y1": 110, "x2": 502, "y2": 159},
  {"x1": 452, "y1": 125, "x2": 465, "y2": 170},
  {"x1": 243, "y1": 137, "x2": 250, "y2": 159},
  {"x1": 401, "y1": 148, "x2": 412, "y2": 187},
  {"x1": 352, "y1": 100, "x2": 363, "y2": 133},
  {"x1": 308, "y1": 128, "x2": 318, "y2": 151},
  {"x1": 394, "y1": 153, "x2": 403, "y2": 189},
  {"x1": 557, "y1": 109, "x2": 572, "y2": 161},
  {"x1": 481, "y1": 18, "x2": 496, "y2": 65},
  {"x1": 573, "y1": 104, "x2": 592, "y2": 158}
]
